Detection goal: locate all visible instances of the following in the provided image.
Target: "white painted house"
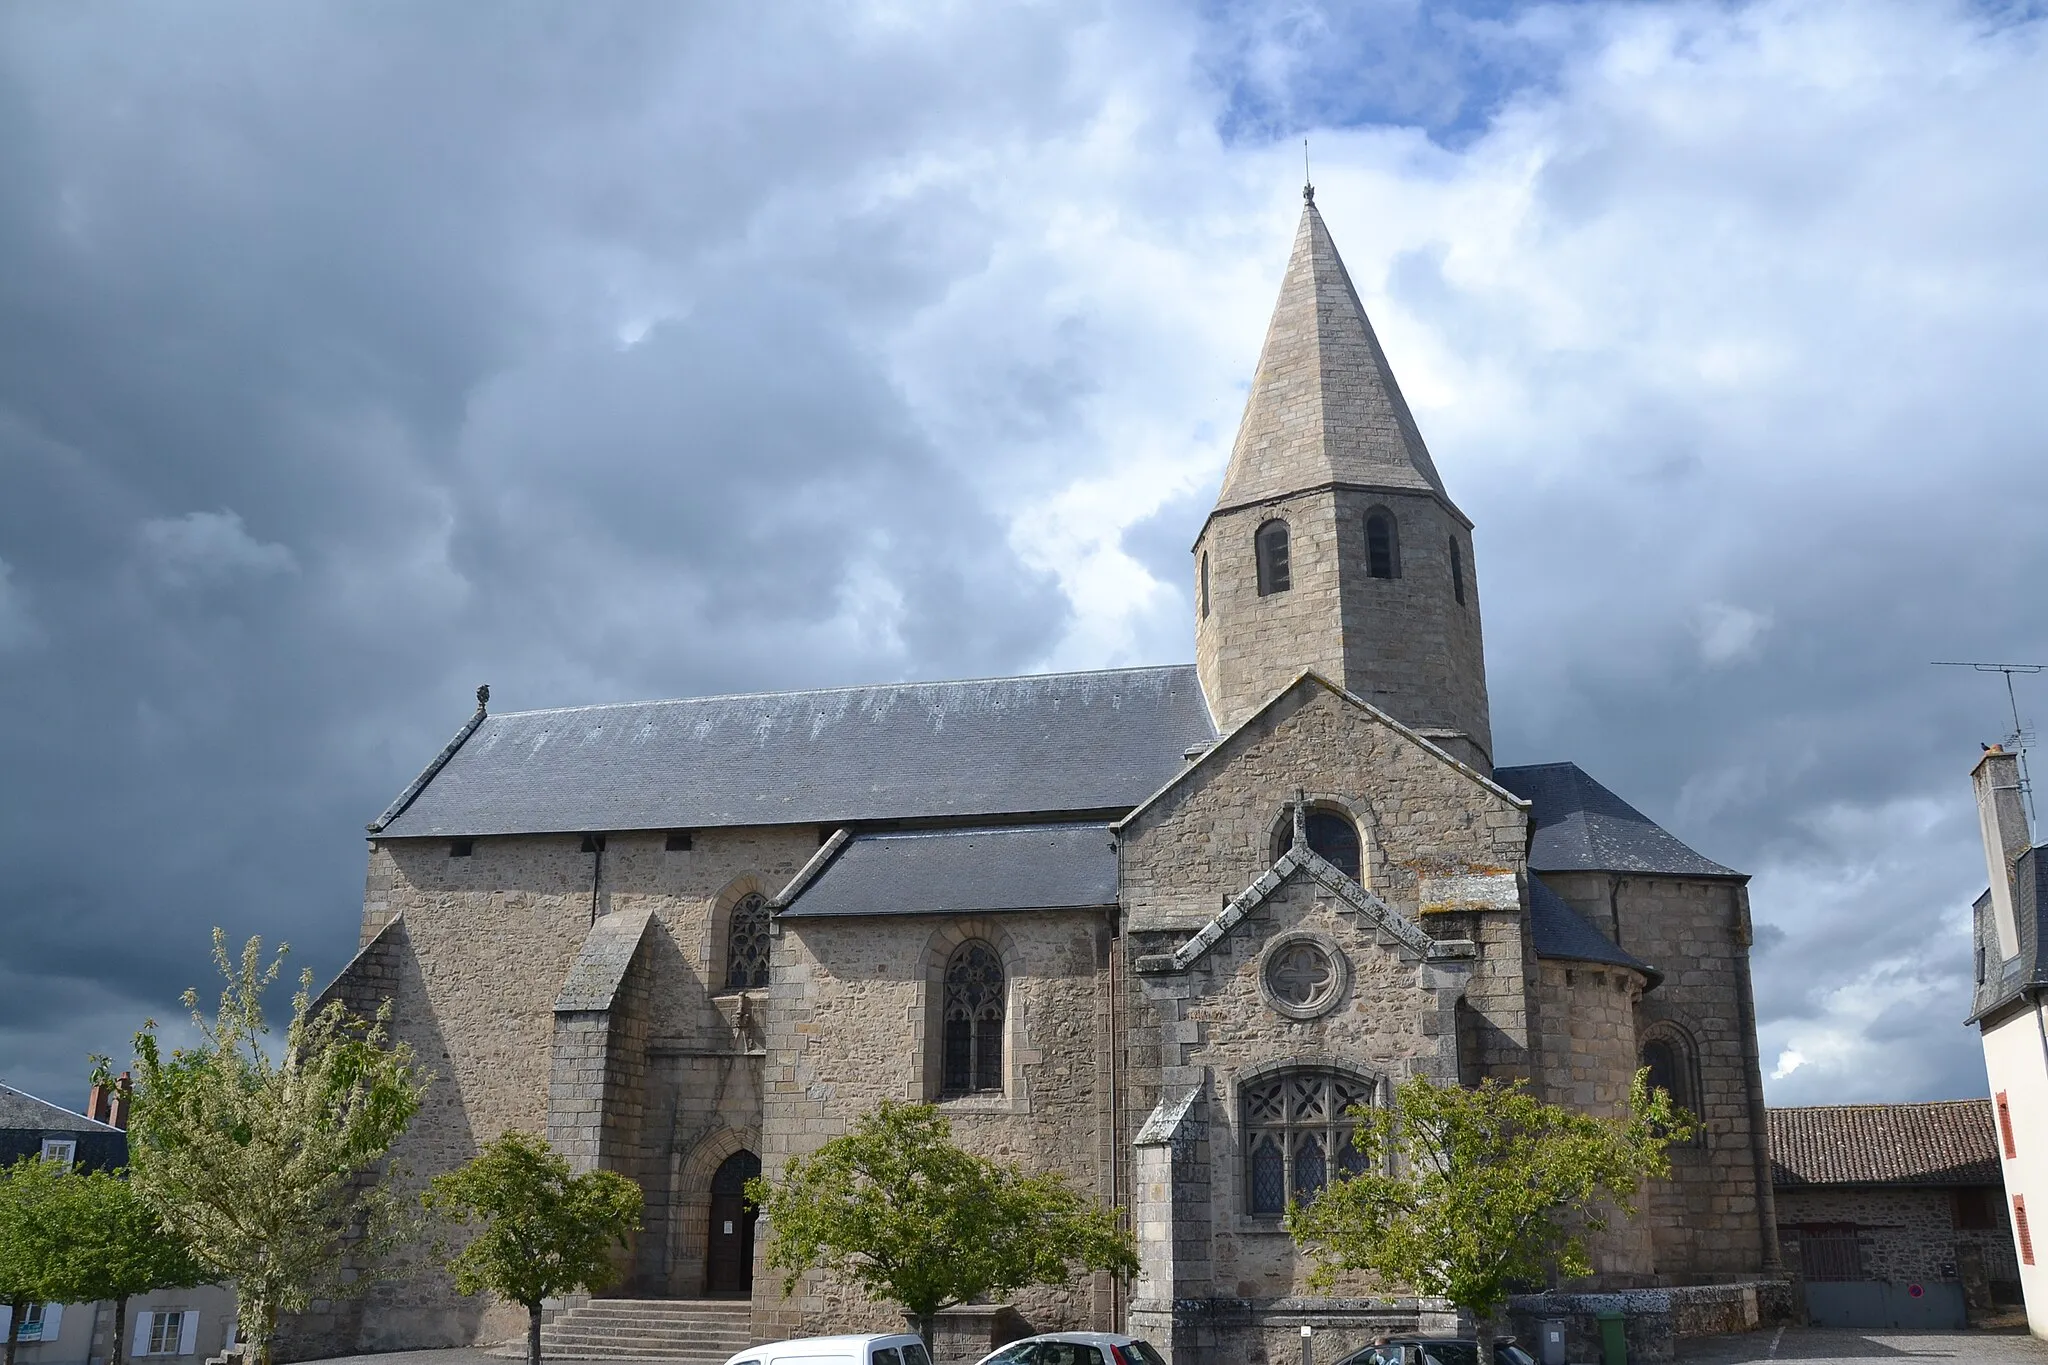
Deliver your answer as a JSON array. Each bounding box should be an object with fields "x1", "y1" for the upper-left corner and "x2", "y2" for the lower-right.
[{"x1": 1968, "y1": 745, "x2": 2048, "y2": 1336}]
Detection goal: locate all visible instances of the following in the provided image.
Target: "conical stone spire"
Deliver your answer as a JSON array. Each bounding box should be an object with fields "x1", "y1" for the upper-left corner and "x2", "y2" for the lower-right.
[{"x1": 1215, "y1": 194, "x2": 1451, "y2": 511}]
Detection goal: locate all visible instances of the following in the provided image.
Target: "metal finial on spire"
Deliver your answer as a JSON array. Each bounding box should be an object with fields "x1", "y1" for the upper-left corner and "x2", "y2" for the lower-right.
[{"x1": 1302, "y1": 139, "x2": 1314, "y2": 203}]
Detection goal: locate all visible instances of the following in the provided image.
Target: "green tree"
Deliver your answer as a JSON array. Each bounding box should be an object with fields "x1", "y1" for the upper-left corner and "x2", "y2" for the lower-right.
[
  {"x1": 52, "y1": 1163, "x2": 213, "y2": 1365},
  {"x1": 422, "y1": 1131, "x2": 643, "y2": 1365},
  {"x1": 0, "y1": 1155, "x2": 73, "y2": 1365},
  {"x1": 126, "y1": 930, "x2": 430, "y2": 1365},
  {"x1": 747, "y1": 1101, "x2": 1137, "y2": 1348},
  {"x1": 1288, "y1": 1072, "x2": 1690, "y2": 1359}
]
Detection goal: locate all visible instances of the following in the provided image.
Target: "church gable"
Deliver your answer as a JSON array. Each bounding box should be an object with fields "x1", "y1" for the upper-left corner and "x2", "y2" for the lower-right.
[{"x1": 1115, "y1": 671, "x2": 1527, "y2": 935}]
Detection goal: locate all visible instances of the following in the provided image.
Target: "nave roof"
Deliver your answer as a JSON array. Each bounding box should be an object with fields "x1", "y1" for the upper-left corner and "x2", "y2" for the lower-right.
[
  {"x1": 373, "y1": 665, "x2": 1216, "y2": 838},
  {"x1": 1494, "y1": 761, "x2": 1743, "y2": 880}
]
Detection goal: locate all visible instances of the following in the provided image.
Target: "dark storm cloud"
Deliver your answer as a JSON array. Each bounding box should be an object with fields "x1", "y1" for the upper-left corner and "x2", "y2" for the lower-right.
[{"x1": 0, "y1": 2, "x2": 1088, "y2": 1105}]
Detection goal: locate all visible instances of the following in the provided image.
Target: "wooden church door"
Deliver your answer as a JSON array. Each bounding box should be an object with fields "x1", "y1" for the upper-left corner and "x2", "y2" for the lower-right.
[{"x1": 705, "y1": 1150, "x2": 761, "y2": 1294}]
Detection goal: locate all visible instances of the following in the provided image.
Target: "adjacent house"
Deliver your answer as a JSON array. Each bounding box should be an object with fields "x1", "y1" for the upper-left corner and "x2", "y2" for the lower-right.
[
  {"x1": 1969, "y1": 744, "x2": 2048, "y2": 1337},
  {"x1": 0, "y1": 1080, "x2": 237, "y2": 1365},
  {"x1": 1770, "y1": 1099, "x2": 2019, "y2": 1329}
]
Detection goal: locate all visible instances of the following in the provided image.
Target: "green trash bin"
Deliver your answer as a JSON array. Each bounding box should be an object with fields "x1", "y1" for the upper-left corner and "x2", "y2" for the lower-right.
[{"x1": 1595, "y1": 1311, "x2": 1628, "y2": 1365}]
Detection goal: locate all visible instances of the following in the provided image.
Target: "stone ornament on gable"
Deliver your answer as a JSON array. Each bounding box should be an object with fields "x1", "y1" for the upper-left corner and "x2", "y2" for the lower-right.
[{"x1": 1259, "y1": 931, "x2": 1350, "y2": 1020}]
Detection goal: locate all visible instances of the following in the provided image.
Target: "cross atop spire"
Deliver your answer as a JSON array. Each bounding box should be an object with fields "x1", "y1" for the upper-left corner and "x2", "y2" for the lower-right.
[{"x1": 1213, "y1": 199, "x2": 1451, "y2": 513}]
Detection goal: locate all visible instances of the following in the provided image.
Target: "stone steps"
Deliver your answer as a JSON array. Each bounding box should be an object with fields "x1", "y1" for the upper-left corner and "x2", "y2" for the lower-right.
[{"x1": 495, "y1": 1298, "x2": 759, "y2": 1362}]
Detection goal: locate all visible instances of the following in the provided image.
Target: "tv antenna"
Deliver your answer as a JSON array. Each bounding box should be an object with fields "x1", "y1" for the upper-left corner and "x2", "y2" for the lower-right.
[{"x1": 1933, "y1": 660, "x2": 2043, "y2": 837}]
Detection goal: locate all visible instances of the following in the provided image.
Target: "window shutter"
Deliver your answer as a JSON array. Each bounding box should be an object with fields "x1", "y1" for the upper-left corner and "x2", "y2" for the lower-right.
[
  {"x1": 134, "y1": 1312, "x2": 154, "y2": 1357},
  {"x1": 0, "y1": 1306, "x2": 11, "y2": 1339},
  {"x1": 42, "y1": 1305, "x2": 62, "y2": 1340},
  {"x1": 2017, "y1": 1196, "x2": 2035, "y2": 1266},
  {"x1": 1999, "y1": 1092, "x2": 2018, "y2": 1159},
  {"x1": 178, "y1": 1313, "x2": 199, "y2": 1356}
]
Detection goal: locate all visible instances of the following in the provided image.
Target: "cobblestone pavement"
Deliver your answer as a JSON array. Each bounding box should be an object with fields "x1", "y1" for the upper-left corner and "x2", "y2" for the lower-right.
[{"x1": 1677, "y1": 1328, "x2": 2047, "y2": 1365}]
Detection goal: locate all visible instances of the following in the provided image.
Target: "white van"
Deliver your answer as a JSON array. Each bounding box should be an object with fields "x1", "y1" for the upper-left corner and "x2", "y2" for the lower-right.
[{"x1": 721, "y1": 1333, "x2": 933, "y2": 1365}]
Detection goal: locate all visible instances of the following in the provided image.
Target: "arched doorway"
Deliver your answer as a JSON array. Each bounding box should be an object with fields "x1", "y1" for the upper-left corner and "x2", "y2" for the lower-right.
[{"x1": 705, "y1": 1150, "x2": 760, "y2": 1295}]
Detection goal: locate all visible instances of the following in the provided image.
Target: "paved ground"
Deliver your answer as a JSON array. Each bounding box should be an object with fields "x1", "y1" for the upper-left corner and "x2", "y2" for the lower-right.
[
  {"x1": 1677, "y1": 1328, "x2": 2048, "y2": 1365},
  {"x1": 300, "y1": 1330, "x2": 2048, "y2": 1365}
]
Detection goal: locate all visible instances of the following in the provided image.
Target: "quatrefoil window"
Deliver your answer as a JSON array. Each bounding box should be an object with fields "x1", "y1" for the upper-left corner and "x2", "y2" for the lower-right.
[{"x1": 1259, "y1": 933, "x2": 1349, "y2": 1020}]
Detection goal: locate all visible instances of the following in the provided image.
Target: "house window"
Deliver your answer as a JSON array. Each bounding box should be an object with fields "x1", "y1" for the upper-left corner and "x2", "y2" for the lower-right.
[
  {"x1": 17, "y1": 1305, "x2": 46, "y2": 1341},
  {"x1": 1798, "y1": 1226, "x2": 1864, "y2": 1282},
  {"x1": 725, "y1": 893, "x2": 771, "y2": 990},
  {"x1": 1999, "y1": 1092, "x2": 2018, "y2": 1159},
  {"x1": 1449, "y1": 537, "x2": 1466, "y2": 605},
  {"x1": 2016, "y1": 1196, "x2": 2035, "y2": 1266},
  {"x1": 942, "y1": 942, "x2": 1005, "y2": 1095},
  {"x1": 447, "y1": 838, "x2": 473, "y2": 858},
  {"x1": 1364, "y1": 508, "x2": 1399, "y2": 579},
  {"x1": 148, "y1": 1312, "x2": 186, "y2": 1356},
  {"x1": 1198, "y1": 552, "x2": 1210, "y2": 619},
  {"x1": 1956, "y1": 1186, "x2": 1999, "y2": 1230},
  {"x1": 1242, "y1": 1069, "x2": 1378, "y2": 1216},
  {"x1": 665, "y1": 831, "x2": 693, "y2": 852},
  {"x1": 1281, "y1": 809, "x2": 1362, "y2": 882},
  {"x1": 40, "y1": 1139, "x2": 75, "y2": 1165},
  {"x1": 1255, "y1": 520, "x2": 1291, "y2": 596}
]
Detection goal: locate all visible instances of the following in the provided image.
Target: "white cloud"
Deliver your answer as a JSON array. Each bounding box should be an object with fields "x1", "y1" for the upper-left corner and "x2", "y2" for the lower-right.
[
  {"x1": 1695, "y1": 602, "x2": 1773, "y2": 666},
  {"x1": 137, "y1": 510, "x2": 297, "y2": 590}
]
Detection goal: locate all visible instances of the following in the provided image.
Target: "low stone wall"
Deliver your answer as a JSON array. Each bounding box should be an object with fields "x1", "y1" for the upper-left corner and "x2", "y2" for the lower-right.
[
  {"x1": 1507, "y1": 1281, "x2": 1794, "y2": 1364},
  {"x1": 1130, "y1": 1296, "x2": 1460, "y2": 1365}
]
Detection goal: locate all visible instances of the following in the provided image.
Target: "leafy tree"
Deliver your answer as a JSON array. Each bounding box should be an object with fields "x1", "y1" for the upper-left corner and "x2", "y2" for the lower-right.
[
  {"x1": 1289, "y1": 1072, "x2": 1690, "y2": 1360},
  {"x1": 52, "y1": 1163, "x2": 213, "y2": 1365},
  {"x1": 422, "y1": 1131, "x2": 643, "y2": 1365},
  {"x1": 126, "y1": 930, "x2": 429, "y2": 1365},
  {"x1": 0, "y1": 1155, "x2": 73, "y2": 1365},
  {"x1": 748, "y1": 1101, "x2": 1137, "y2": 1348}
]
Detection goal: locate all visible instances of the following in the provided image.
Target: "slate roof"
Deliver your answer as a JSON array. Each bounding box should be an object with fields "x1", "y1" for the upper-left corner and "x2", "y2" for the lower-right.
[
  {"x1": 0, "y1": 1082, "x2": 119, "y2": 1134},
  {"x1": 780, "y1": 824, "x2": 1120, "y2": 918},
  {"x1": 1971, "y1": 844, "x2": 2048, "y2": 1024},
  {"x1": 1769, "y1": 1100, "x2": 2002, "y2": 1188},
  {"x1": 1527, "y1": 875, "x2": 1656, "y2": 978},
  {"x1": 1493, "y1": 762, "x2": 1742, "y2": 880},
  {"x1": 375, "y1": 665, "x2": 1216, "y2": 838}
]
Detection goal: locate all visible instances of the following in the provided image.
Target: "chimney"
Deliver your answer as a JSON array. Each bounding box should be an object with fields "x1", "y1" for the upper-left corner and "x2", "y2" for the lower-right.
[
  {"x1": 87, "y1": 1076, "x2": 109, "y2": 1125},
  {"x1": 1974, "y1": 745, "x2": 2030, "y2": 962}
]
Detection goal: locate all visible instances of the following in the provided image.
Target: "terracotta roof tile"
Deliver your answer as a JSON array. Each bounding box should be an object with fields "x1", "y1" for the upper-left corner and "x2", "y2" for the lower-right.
[{"x1": 1769, "y1": 1100, "x2": 2001, "y2": 1188}]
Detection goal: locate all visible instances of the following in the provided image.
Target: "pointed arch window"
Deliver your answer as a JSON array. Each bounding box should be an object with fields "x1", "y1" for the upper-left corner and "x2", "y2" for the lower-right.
[
  {"x1": 725, "y1": 892, "x2": 770, "y2": 990},
  {"x1": 1281, "y1": 808, "x2": 1363, "y2": 882},
  {"x1": 1255, "y1": 520, "x2": 1291, "y2": 596},
  {"x1": 1364, "y1": 508, "x2": 1400, "y2": 579},
  {"x1": 1449, "y1": 536, "x2": 1467, "y2": 605},
  {"x1": 942, "y1": 942, "x2": 1005, "y2": 1095},
  {"x1": 1243, "y1": 1069, "x2": 1378, "y2": 1215},
  {"x1": 1199, "y1": 552, "x2": 1211, "y2": 619}
]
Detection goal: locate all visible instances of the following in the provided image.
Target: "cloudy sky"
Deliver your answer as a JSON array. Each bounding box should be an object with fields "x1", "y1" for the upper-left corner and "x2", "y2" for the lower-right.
[{"x1": 3, "y1": 0, "x2": 2045, "y2": 1112}]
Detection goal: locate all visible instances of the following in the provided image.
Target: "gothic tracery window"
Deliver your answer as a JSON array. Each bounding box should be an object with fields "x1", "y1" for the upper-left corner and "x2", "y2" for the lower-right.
[
  {"x1": 725, "y1": 892, "x2": 771, "y2": 990},
  {"x1": 1244, "y1": 1069, "x2": 1377, "y2": 1216},
  {"x1": 1256, "y1": 520, "x2": 1291, "y2": 596},
  {"x1": 943, "y1": 942, "x2": 1005, "y2": 1095},
  {"x1": 1282, "y1": 808, "x2": 1363, "y2": 882}
]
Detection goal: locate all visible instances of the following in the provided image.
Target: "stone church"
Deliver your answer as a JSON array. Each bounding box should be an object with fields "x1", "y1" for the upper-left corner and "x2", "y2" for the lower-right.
[{"x1": 311, "y1": 192, "x2": 1780, "y2": 1363}]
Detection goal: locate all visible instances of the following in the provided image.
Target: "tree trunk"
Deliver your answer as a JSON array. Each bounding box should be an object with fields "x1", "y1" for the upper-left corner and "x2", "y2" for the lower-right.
[
  {"x1": 528, "y1": 1303, "x2": 543, "y2": 1365},
  {"x1": 5, "y1": 1297, "x2": 24, "y2": 1365},
  {"x1": 252, "y1": 1299, "x2": 279, "y2": 1365},
  {"x1": 112, "y1": 1295, "x2": 129, "y2": 1365},
  {"x1": 1474, "y1": 1309, "x2": 1498, "y2": 1365}
]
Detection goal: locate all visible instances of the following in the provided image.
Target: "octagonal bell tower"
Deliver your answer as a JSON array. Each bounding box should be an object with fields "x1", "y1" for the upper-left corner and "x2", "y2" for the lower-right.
[{"x1": 1193, "y1": 188, "x2": 1492, "y2": 769}]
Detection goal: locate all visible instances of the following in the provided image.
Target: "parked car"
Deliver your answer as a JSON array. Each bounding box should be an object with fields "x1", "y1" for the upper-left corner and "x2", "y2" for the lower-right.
[
  {"x1": 722, "y1": 1333, "x2": 933, "y2": 1365},
  {"x1": 973, "y1": 1332, "x2": 1168, "y2": 1365},
  {"x1": 1336, "y1": 1338, "x2": 1538, "y2": 1365}
]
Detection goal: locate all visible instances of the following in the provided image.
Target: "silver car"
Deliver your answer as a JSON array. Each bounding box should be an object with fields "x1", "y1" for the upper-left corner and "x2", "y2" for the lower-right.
[{"x1": 974, "y1": 1333, "x2": 1168, "y2": 1365}]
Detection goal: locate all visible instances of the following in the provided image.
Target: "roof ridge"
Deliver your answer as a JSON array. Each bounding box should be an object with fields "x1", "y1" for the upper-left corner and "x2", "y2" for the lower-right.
[
  {"x1": 1772, "y1": 1099, "x2": 1990, "y2": 1112},
  {"x1": 484, "y1": 662, "x2": 1201, "y2": 720}
]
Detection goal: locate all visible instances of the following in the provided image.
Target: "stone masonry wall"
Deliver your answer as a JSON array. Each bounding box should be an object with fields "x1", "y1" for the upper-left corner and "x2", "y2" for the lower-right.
[
  {"x1": 300, "y1": 824, "x2": 814, "y2": 1355},
  {"x1": 1535, "y1": 960, "x2": 1653, "y2": 1282},
  {"x1": 1194, "y1": 489, "x2": 1490, "y2": 763},
  {"x1": 1775, "y1": 1186, "x2": 2020, "y2": 1295},
  {"x1": 755, "y1": 908, "x2": 1116, "y2": 1343},
  {"x1": 1542, "y1": 872, "x2": 1777, "y2": 1282}
]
